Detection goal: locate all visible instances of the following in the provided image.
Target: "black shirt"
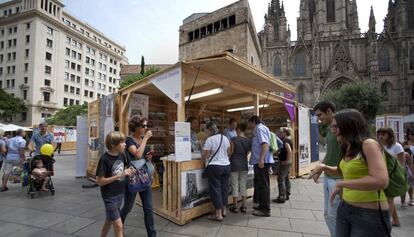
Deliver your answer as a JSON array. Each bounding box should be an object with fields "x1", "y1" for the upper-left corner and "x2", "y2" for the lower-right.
[
  {"x1": 230, "y1": 136, "x2": 251, "y2": 172},
  {"x1": 95, "y1": 152, "x2": 127, "y2": 199},
  {"x1": 279, "y1": 138, "x2": 292, "y2": 162},
  {"x1": 125, "y1": 136, "x2": 141, "y2": 161}
]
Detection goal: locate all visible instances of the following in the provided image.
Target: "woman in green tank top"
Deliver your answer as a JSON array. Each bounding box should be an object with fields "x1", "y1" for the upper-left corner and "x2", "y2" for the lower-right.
[{"x1": 310, "y1": 109, "x2": 390, "y2": 237}]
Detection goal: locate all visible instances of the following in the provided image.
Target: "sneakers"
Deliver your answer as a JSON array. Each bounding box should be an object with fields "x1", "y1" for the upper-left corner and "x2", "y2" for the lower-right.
[
  {"x1": 253, "y1": 205, "x2": 263, "y2": 211},
  {"x1": 409, "y1": 199, "x2": 414, "y2": 206},
  {"x1": 252, "y1": 210, "x2": 271, "y2": 217},
  {"x1": 272, "y1": 197, "x2": 286, "y2": 204}
]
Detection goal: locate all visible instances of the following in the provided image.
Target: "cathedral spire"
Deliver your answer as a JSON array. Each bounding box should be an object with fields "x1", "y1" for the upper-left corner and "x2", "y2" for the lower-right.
[
  {"x1": 388, "y1": 0, "x2": 394, "y2": 10},
  {"x1": 369, "y1": 6, "x2": 376, "y2": 32}
]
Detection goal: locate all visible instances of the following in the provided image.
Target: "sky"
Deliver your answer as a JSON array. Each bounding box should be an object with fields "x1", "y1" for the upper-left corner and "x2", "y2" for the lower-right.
[{"x1": 9, "y1": 0, "x2": 390, "y2": 64}]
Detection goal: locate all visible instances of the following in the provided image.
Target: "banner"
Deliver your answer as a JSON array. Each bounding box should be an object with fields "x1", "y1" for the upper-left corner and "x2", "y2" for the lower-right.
[
  {"x1": 76, "y1": 116, "x2": 88, "y2": 177},
  {"x1": 65, "y1": 128, "x2": 77, "y2": 142},
  {"x1": 151, "y1": 67, "x2": 181, "y2": 105},
  {"x1": 128, "y1": 93, "x2": 149, "y2": 120},
  {"x1": 298, "y1": 105, "x2": 311, "y2": 169},
  {"x1": 99, "y1": 94, "x2": 115, "y2": 157},
  {"x1": 283, "y1": 100, "x2": 296, "y2": 122},
  {"x1": 53, "y1": 127, "x2": 65, "y2": 143}
]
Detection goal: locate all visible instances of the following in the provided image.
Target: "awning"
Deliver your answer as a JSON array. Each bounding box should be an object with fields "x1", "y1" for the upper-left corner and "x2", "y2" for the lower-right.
[{"x1": 0, "y1": 124, "x2": 32, "y2": 132}]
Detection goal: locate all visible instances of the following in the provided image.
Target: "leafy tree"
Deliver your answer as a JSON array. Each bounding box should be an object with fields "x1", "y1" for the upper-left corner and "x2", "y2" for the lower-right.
[
  {"x1": 0, "y1": 88, "x2": 26, "y2": 119},
  {"x1": 47, "y1": 103, "x2": 88, "y2": 126},
  {"x1": 323, "y1": 82, "x2": 383, "y2": 122},
  {"x1": 120, "y1": 67, "x2": 160, "y2": 89},
  {"x1": 140, "y1": 55, "x2": 145, "y2": 75}
]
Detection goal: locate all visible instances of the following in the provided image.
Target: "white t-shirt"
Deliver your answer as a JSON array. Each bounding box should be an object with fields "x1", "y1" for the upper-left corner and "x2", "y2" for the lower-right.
[
  {"x1": 384, "y1": 143, "x2": 404, "y2": 158},
  {"x1": 203, "y1": 134, "x2": 230, "y2": 166}
]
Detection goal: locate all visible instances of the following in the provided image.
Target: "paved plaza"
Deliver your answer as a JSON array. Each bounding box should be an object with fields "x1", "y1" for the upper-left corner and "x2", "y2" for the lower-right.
[{"x1": 0, "y1": 153, "x2": 413, "y2": 237}]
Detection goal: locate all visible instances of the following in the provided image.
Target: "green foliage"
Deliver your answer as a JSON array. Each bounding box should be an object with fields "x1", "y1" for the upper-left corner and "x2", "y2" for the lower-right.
[
  {"x1": 323, "y1": 82, "x2": 383, "y2": 122},
  {"x1": 119, "y1": 67, "x2": 160, "y2": 89},
  {"x1": 0, "y1": 88, "x2": 26, "y2": 118},
  {"x1": 140, "y1": 56, "x2": 145, "y2": 75},
  {"x1": 47, "y1": 103, "x2": 88, "y2": 126}
]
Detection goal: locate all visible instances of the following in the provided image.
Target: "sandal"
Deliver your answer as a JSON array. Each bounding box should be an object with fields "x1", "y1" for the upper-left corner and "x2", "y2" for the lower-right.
[
  {"x1": 207, "y1": 215, "x2": 223, "y2": 222},
  {"x1": 239, "y1": 206, "x2": 247, "y2": 213},
  {"x1": 229, "y1": 206, "x2": 238, "y2": 213}
]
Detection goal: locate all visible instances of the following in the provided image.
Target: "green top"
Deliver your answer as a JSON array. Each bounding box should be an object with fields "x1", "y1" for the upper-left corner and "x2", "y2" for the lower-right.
[
  {"x1": 339, "y1": 154, "x2": 386, "y2": 203},
  {"x1": 324, "y1": 129, "x2": 342, "y2": 179}
]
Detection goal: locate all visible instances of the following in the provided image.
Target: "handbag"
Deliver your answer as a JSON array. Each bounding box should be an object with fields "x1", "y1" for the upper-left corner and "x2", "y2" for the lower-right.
[
  {"x1": 127, "y1": 160, "x2": 151, "y2": 193},
  {"x1": 124, "y1": 143, "x2": 152, "y2": 193},
  {"x1": 202, "y1": 135, "x2": 223, "y2": 179}
]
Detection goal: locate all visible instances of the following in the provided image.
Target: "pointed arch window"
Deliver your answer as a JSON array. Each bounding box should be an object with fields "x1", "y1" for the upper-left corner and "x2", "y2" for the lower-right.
[
  {"x1": 326, "y1": 0, "x2": 336, "y2": 23},
  {"x1": 410, "y1": 47, "x2": 414, "y2": 70},
  {"x1": 378, "y1": 48, "x2": 391, "y2": 72},
  {"x1": 381, "y1": 82, "x2": 392, "y2": 102},
  {"x1": 294, "y1": 53, "x2": 306, "y2": 76},
  {"x1": 273, "y1": 56, "x2": 282, "y2": 76},
  {"x1": 298, "y1": 85, "x2": 305, "y2": 103}
]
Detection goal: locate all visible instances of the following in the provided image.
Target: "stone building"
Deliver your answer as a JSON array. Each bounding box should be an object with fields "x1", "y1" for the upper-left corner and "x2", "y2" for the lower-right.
[
  {"x1": 178, "y1": 0, "x2": 262, "y2": 68},
  {"x1": 259, "y1": 0, "x2": 414, "y2": 114},
  {"x1": 0, "y1": 0, "x2": 128, "y2": 126}
]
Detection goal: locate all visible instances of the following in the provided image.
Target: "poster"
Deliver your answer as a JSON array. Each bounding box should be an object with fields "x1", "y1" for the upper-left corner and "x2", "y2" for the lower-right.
[
  {"x1": 181, "y1": 169, "x2": 210, "y2": 210},
  {"x1": 65, "y1": 128, "x2": 77, "y2": 142},
  {"x1": 298, "y1": 105, "x2": 311, "y2": 169},
  {"x1": 175, "y1": 122, "x2": 191, "y2": 162},
  {"x1": 151, "y1": 67, "x2": 182, "y2": 105},
  {"x1": 99, "y1": 94, "x2": 115, "y2": 157},
  {"x1": 128, "y1": 93, "x2": 149, "y2": 120},
  {"x1": 87, "y1": 100, "x2": 100, "y2": 178},
  {"x1": 53, "y1": 127, "x2": 66, "y2": 142},
  {"x1": 310, "y1": 111, "x2": 319, "y2": 163}
]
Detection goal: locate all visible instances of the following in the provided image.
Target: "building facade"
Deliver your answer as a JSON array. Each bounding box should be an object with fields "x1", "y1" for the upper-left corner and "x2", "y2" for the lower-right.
[
  {"x1": 178, "y1": 0, "x2": 262, "y2": 68},
  {"x1": 260, "y1": 0, "x2": 414, "y2": 114},
  {"x1": 0, "y1": 0, "x2": 128, "y2": 126}
]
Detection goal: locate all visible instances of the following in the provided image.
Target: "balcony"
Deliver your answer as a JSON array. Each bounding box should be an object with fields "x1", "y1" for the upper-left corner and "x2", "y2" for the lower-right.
[
  {"x1": 19, "y1": 84, "x2": 29, "y2": 89},
  {"x1": 40, "y1": 86, "x2": 55, "y2": 93},
  {"x1": 37, "y1": 101, "x2": 58, "y2": 109}
]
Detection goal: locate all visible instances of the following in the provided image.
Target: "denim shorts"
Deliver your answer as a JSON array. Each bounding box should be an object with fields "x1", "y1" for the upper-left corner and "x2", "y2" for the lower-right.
[
  {"x1": 103, "y1": 194, "x2": 123, "y2": 221},
  {"x1": 336, "y1": 201, "x2": 391, "y2": 237}
]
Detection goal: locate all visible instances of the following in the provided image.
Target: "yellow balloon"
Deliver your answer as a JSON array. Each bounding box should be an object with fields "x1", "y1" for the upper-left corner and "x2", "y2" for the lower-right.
[{"x1": 40, "y1": 144, "x2": 54, "y2": 156}]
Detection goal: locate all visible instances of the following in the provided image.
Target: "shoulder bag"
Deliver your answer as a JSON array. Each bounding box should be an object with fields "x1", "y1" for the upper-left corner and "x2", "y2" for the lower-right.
[{"x1": 202, "y1": 134, "x2": 223, "y2": 179}]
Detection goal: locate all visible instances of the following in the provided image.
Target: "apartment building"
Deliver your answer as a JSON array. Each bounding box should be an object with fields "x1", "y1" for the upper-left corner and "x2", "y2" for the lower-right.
[{"x1": 0, "y1": 0, "x2": 128, "y2": 126}]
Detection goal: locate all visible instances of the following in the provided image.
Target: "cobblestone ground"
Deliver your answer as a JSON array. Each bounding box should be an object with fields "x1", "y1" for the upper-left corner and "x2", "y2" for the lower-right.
[{"x1": 0, "y1": 153, "x2": 412, "y2": 237}]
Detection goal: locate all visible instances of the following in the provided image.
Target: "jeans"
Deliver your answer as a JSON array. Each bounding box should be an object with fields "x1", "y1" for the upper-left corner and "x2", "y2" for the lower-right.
[
  {"x1": 277, "y1": 162, "x2": 291, "y2": 199},
  {"x1": 324, "y1": 176, "x2": 340, "y2": 237},
  {"x1": 336, "y1": 201, "x2": 391, "y2": 237},
  {"x1": 54, "y1": 143, "x2": 62, "y2": 154},
  {"x1": 120, "y1": 181, "x2": 156, "y2": 237},
  {"x1": 254, "y1": 164, "x2": 271, "y2": 212},
  {"x1": 207, "y1": 165, "x2": 230, "y2": 209}
]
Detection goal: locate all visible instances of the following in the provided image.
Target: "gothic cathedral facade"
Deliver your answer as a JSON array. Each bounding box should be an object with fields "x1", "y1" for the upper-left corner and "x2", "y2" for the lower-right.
[{"x1": 259, "y1": 0, "x2": 414, "y2": 114}]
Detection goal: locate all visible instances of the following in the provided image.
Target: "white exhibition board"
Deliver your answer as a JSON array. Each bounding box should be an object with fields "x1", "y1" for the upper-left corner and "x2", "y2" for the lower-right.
[
  {"x1": 151, "y1": 67, "x2": 182, "y2": 105},
  {"x1": 298, "y1": 104, "x2": 311, "y2": 169},
  {"x1": 76, "y1": 116, "x2": 88, "y2": 177}
]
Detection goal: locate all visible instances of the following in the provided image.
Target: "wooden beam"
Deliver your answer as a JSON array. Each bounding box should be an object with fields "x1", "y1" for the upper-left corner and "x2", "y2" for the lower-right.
[
  {"x1": 177, "y1": 71, "x2": 186, "y2": 122},
  {"x1": 253, "y1": 94, "x2": 259, "y2": 116},
  {"x1": 121, "y1": 91, "x2": 133, "y2": 115}
]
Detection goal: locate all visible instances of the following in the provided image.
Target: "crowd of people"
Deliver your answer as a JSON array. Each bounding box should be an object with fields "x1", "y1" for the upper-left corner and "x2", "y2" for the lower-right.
[{"x1": 2, "y1": 102, "x2": 414, "y2": 237}]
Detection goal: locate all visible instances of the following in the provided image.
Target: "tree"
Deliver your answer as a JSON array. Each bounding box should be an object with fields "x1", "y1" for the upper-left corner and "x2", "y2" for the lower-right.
[
  {"x1": 120, "y1": 67, "x2": 160, "y2": 89},
  {"x1": 0, "y1": 88, "x2": 26, "y2": 119},
  {"x1": 47, "y1": 103, "x2": 88, "y2": 126},
  {"x1": 323, "y1": 82, "x2": 383, "y2": 121},
  {"x1": 140, "y1": 55, "x2": 145, "y2": 75}
]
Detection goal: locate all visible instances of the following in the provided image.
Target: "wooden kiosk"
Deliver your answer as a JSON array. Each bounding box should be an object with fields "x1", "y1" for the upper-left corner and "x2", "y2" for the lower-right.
[{"x1": 117, "y1": 53, "x2": 297, "y2": 225}]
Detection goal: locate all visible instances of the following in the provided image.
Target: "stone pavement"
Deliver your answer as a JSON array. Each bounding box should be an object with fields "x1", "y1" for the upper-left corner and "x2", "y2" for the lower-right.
[{"x1": 0, "y1": 153, "x2": 413, "y2": 237}]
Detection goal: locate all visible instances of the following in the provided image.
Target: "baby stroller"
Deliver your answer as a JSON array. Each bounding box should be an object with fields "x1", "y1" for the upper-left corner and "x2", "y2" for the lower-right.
[{"x1": 23, "y1": 151, "x2": 55, "y2": 198}]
